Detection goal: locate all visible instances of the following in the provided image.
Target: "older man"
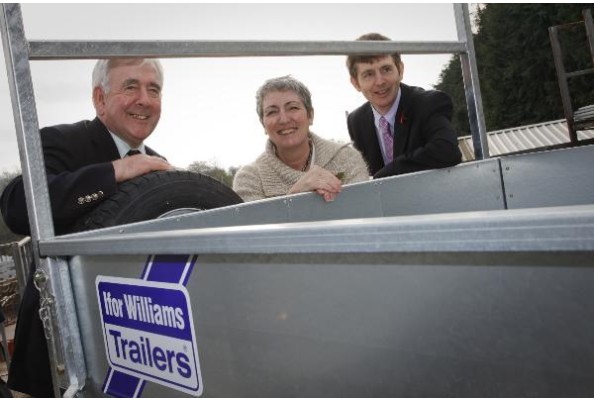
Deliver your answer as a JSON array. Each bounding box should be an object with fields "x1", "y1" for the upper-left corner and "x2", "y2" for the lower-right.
[
  {"x1": 1, "y1": 58, "x2": 172, "y2": 235},
  {"x1": 0, "y1": 58, "x2": 172, "y2": 396}
]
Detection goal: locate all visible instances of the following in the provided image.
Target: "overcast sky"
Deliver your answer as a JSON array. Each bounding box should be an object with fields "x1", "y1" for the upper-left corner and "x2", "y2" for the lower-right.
[{"x1": 0, "y1": 3, "x2": 460, "y2": 173}]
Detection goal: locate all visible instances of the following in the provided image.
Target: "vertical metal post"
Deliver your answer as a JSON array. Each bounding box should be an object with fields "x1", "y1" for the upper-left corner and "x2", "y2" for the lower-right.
[
  {"x1": 549, "y1": 26, "x2": 578, "y2": 143},
  {"x1": 0, "y1": 4, "x2": 54, "y2": 243},
  {"x1": 1, "y1": 4, "x2": 71, "y2": 398},
  {"x1": 454, "y1": 4, "x2": 489, "y2": 160},
  {"x1": 584, "y1": 9, "x2": 594, "y2": 68}
]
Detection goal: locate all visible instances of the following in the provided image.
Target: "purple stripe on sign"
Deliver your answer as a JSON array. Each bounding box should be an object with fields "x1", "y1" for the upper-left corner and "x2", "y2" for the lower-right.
[
  {"x1": 103, "y1": 368, "x2": 142, "y2": 398},
  {"x1": 102, "y1": 254, "x2": 198, "y2": 397},
  {"x1": 145, "y1": 254, "x2": 193, "y2": 283}
]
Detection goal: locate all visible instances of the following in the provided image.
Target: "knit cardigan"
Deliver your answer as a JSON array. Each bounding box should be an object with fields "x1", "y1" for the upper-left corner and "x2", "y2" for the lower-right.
[{"x1": 233, "y1": 133, "x2": 370, "y2": 202}]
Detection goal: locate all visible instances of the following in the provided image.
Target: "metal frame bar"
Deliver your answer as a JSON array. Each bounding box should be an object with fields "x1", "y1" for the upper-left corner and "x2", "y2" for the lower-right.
[
  {"x1": 549, "y1": 8, "x2": 594, "y2": 143},
  {"x1": 0, "y1": 4, "x2": 54, "y2": 244},
  {"x1": 549, "y1": 25, "x2": 578, "y2": 143},
  {"x1": 455, "y1": 4, "x2": 489, "y2": 160},
  {"x1": 584, "y1": 9, "x2": 594, "y2": 68},
  {"x1": 28, "y1": 40, "x2": 467, "y2": 59}
]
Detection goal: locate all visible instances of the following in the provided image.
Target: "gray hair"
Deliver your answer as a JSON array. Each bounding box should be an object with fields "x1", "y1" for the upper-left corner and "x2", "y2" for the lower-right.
[
  {"x1": 92, "y1": 58, "x2": 164, "y2": 93},
  {"x1": 255, "y1": 75, "x2": 313, "y2": 124}
]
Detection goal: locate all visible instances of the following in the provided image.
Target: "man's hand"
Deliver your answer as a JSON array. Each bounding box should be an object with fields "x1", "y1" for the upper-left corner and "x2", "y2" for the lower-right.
[
  {"x1": 288, "y1": 165, "x2": 342, "y2": 202},
  {"x1": 112, "y1": 154, "x2": 173, "y2": 183}
]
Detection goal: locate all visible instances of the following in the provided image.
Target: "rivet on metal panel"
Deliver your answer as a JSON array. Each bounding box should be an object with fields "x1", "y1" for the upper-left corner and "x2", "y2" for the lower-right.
[
  {"x1": 505, "y1": 166, "x2": 510, "y2": 171},
  {"x1": 509, "y1": 194, "x2": 514, "y2": 198},
  {"x1": 118, "y1": 229, "x2": 124, "y2": 233}
]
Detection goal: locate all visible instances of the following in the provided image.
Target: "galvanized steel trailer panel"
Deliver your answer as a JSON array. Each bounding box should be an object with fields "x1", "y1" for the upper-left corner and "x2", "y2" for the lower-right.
[
  {"x1": 501, "y1": 144, "x2": 594, "y2": 209},
  {"x1": 63, "y1": 204, "x2": 594, "y2": 397},
  {"x1": 40, "y1": 144, "x2": 594, "y2": 397}
]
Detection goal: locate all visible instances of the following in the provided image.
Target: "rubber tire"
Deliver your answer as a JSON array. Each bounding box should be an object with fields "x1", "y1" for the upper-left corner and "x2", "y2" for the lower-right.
[{"x1": 72, "y1": 170, "x2": 243, "y2": 232}]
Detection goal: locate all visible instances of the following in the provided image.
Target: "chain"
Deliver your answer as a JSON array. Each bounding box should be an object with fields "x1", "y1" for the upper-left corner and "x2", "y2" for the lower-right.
[{"x1": 34, "y1": 269, "x2": 55, "y2": 340}]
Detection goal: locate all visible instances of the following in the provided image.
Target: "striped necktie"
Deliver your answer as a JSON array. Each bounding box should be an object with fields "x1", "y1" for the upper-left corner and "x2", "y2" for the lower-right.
[{"x1": 379, "y1": 116, "x2": 393, "y2": 162}]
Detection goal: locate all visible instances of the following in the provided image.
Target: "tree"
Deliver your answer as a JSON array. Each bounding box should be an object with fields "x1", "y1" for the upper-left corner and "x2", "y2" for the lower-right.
[
  {"x1": 0, "y1": 170, "x2": 23, "y2": 244},
  {"x1": 436, "y1": 4, "x2": 594, "y2": 136},
  {"x1": 186, "y1": 161, "x2": 239, "y2": 188}
]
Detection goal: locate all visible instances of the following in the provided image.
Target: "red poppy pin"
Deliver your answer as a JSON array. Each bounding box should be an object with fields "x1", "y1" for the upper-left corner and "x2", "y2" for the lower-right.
[{"x1": 399, "y1": 113, "x2": 407, "y2": 125}]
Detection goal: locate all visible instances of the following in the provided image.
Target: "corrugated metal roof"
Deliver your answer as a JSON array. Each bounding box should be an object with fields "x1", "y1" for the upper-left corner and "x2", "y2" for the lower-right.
[{"x1": 458, "y1": 119, "x2": 594, "y2": 162}]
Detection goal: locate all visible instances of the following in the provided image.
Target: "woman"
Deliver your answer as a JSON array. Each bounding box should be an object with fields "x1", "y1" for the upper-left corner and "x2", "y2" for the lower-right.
[{"x1": 233, "y1": 76, "x2": 370, "y2": 202}]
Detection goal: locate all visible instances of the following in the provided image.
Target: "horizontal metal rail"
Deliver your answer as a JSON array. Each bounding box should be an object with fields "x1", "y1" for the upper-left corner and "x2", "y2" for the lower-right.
[
  {"x1": 27, "y1": 40, "x2": 468, "y2": 60},
  {"x1": 39, "y1": 205, "x2": 594, "y2": 256},
  {"x1": 566, "y1": 67, "x2": 594, "y2": 78}
]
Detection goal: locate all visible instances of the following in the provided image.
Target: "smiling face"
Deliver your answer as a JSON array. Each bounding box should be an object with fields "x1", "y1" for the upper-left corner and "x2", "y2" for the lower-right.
[
  {"x1": 351, "y1": 55, "x2": 404, "y2": 115},
  {"x1": 261, "y1": 90, "x2": 313, "y2": 153},
  {"x1": 93, "y1": 60, "x2": 162, "y2": 148}
]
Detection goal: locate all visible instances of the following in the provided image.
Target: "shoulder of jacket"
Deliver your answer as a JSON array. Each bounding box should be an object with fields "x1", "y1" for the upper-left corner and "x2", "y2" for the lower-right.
[
  {"x1": 405, "y1": 84, "x2": 450, "y2": 102},
  {"x1": 348, "y1": 102, "x2": 372, "y2": 120},
  {"x1": 41, "y1": 119, "x2": 94, "y2": 137}
]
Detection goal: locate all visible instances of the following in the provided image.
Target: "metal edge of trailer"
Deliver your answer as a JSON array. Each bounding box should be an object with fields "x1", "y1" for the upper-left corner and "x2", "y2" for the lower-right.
[
  {"x1": 0, "y1": 3, "x2": 492, "y2": 397},
  {"x1": 39, "y1": 203, "x2": 594, "y2": 257},
  {"x1": 57, "y1": 157, "x2": 506, "y2": 239}
]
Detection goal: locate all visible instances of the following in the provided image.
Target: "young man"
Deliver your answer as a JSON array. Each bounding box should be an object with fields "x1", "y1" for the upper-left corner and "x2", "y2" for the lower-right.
[{"x1": 346, "y1": 33, "x2": 462, "y2": 178}]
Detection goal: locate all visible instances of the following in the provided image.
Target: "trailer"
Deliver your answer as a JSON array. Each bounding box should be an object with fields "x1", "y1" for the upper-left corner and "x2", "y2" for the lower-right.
[{"x1": 2, "y1": 3, "x2": 594, "y2": 397}]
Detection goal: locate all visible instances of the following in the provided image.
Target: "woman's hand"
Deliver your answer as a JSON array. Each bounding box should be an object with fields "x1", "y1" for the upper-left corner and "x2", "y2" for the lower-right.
[{"x1": 288, "y1": 165, "x2": 342, "y2": 202}]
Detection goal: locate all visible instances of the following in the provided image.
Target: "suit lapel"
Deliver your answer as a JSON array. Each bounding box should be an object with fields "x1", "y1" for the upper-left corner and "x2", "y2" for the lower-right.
[
  {"x1": 394, "y1": 85, "x2": 411, "y2": 157},
  {"x1": 89, "y1": 118, "x2": 121, "y2": 161}
]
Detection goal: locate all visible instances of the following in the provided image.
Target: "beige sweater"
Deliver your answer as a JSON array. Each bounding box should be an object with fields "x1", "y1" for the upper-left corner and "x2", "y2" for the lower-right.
[{"x1": 233, "y1": 133, "x2": 370, "y2": 202}]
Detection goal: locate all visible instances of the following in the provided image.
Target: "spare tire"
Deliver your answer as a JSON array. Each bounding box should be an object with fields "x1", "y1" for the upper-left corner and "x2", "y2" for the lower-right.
[{"x1": 72, "y1": 170, "x2": 243, "y2": 232}]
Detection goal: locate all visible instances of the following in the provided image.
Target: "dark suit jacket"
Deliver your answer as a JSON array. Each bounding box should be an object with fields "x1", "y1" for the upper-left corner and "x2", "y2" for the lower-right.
[
  {"x1": 1, "y1": 117, "x2": 159, "y2": 235},
  {"x1": 0, "y1": 117, "x2": 159, "y2": 397},
  {"x1": 347, "y1": 83, "x2": 462, "y2": 178}
]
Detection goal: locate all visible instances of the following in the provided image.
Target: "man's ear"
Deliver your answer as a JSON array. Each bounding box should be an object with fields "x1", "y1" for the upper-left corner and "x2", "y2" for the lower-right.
[
  {"x1": 350, "y1": 76, "x2": 361, "y2": 92},
  {"x1": 398, "y1": 61, "x2": 405, "y2": 78},
  {"x1": 308, "y1": 108, "x2": 315, "y2": 126},
  {"x1": 92, "y1": 86, "x2": 105, "y2": 116}
]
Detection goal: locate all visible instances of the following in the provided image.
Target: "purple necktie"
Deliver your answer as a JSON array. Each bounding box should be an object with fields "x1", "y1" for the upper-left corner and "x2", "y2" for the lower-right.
[{"x1": 379, "y1": 116, "x2": 393, "y2": 162}]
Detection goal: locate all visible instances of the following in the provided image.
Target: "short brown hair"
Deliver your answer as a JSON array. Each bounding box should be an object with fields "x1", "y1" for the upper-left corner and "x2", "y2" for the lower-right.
[{"x1": 346, "y1": 33, "x2": 402, "y2": 79}]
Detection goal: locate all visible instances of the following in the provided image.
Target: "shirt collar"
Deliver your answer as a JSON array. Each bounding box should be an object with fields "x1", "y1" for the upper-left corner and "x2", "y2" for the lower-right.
[
  {"x1": 109, "y1": 131, "x2": 146, "y2": 158},
  {"x1": 371, "y1": 87, "x2": 401, "y2": 128}
]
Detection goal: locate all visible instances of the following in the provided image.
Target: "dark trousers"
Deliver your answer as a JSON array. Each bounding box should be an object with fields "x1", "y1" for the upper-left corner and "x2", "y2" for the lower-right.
[{"x1": 7, "y1": 273, "x2": 53, "y2": 397}]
